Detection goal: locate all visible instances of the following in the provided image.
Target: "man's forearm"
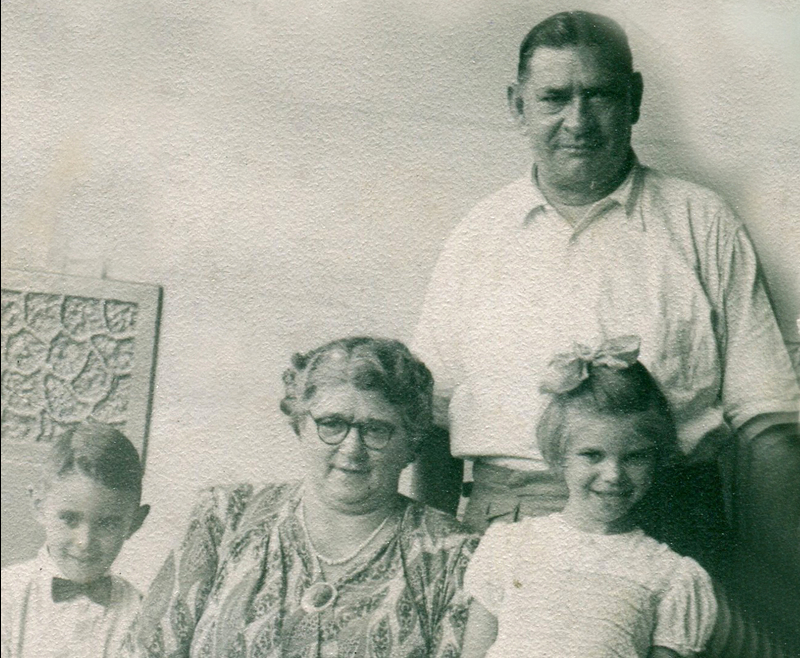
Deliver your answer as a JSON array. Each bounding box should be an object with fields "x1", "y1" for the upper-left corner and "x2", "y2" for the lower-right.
[
  {"x1": 413, "y1": 425, "x2": 463, "y2": 515},
  {"x1": 735, "y1": 419, "x2": 800, "y2": 576}
]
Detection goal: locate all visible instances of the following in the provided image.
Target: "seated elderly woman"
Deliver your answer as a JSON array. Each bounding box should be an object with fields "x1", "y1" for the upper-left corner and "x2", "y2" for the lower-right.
[{"x1": 129, "y1": 336, "x2": 477, "y2": 658}]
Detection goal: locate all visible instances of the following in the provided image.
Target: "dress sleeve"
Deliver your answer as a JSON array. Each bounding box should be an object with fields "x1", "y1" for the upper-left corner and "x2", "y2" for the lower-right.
[
  {"x1": 430, "y1": 534, "x2": 480, "y2": 658},
  {"x1": 652, "y1": 556, "x2": 718, "y2": 656},
  {"x1": 463, "y1": 523, "x2": 512, "y2": 615},
  {"x1": 127, "y1": 485, "x2": 249, "y2": 657}
]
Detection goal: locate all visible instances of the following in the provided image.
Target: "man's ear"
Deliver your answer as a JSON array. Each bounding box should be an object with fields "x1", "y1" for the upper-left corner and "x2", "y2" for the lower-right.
[
  {"x1": 507, "y1": 83, "x2": 527, "y2": 127},
  {"x1": 127, "y1": 504, "x2": 150, "y2": 538},
  {"x1": 629, "y1": 71, "x2": 644, "y2": 125}
]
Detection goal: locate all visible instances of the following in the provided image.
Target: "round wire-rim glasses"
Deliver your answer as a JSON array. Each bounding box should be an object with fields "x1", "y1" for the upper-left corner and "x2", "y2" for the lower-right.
[{"x1": 308, "y1": 413, "x2": 396, "y2": 450}]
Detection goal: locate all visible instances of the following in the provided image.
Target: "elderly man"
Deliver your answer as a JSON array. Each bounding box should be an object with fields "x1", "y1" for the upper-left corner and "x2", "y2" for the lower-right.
[{"x1": 412, "y1": 10, "x2": 799, "y2": 578}]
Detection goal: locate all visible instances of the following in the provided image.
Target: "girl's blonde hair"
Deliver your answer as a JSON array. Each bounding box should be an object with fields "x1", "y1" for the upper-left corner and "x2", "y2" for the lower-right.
[{"x1": 537, "y1": 360, "x2": 678, "y2": 468}]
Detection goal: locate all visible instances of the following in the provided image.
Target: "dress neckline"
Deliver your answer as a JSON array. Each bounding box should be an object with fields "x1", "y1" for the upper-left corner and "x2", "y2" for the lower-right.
[{"x1": 289, "y1": 491, "x2": 412, "y2": 587}]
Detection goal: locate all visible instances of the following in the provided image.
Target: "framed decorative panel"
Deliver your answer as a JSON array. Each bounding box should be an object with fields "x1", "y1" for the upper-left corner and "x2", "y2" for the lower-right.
[{"x1": 1, "y1": 268, "x2": 162, "y2": 464}]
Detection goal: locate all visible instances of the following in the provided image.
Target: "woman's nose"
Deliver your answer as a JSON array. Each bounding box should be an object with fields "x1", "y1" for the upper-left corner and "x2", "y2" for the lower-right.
[{"x1": 337, "y1": 425, "x2": 368, "y2": 457}]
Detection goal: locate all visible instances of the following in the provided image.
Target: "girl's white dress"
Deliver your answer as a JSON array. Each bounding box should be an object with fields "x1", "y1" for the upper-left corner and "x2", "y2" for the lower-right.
[{"x1": 465, "y1": 513, "x2": 717, "y2": 658}]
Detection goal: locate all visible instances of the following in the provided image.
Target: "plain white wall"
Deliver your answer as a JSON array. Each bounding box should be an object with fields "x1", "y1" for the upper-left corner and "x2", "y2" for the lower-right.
[{"x1": 2, "y1": 0, "x2": 798, "y2": 590}]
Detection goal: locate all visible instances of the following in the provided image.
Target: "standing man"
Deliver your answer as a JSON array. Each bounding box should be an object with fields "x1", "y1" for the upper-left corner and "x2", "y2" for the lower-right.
[{"x1": 412, "y1": 10, "x2": 799, "y2": 576}]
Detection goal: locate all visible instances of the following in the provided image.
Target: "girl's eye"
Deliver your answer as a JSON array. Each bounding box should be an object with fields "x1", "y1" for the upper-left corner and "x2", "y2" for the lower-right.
[{"x1": 624, "y1": 451, "x2": 654, "y2": 464}]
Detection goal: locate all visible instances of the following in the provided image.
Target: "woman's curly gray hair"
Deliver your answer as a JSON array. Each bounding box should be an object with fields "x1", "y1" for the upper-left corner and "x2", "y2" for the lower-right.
[{"x1": 280, "y1": 336, "x2": 434, "y2": 442}]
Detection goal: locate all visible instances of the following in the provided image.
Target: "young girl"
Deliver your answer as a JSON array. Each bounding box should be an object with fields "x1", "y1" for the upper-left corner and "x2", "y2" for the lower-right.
[{"x1": 462, "y1": 337, "x2": 718, "y2": 658}]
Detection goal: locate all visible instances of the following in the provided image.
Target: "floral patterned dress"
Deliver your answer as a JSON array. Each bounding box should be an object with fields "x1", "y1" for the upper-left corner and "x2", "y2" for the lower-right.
[{"x1": 128, "y1": 482, "x2": 477, "y2": 658}]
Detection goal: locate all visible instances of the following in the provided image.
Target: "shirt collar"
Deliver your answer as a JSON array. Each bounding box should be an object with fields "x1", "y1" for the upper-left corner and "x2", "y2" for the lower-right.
[{"x1": 522, "y1": 154, "x2": 644, "y2": 228}]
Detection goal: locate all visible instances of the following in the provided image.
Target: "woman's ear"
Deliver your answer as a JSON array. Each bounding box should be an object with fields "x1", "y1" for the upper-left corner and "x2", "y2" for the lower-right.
[{"x1": 405, "y1": 437, "x2": 422, "y2": 466}]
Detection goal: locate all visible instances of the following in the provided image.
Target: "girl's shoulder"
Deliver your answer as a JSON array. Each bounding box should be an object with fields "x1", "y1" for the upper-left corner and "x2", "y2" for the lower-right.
[{"x1": 619, "y1": 532, "x2": 714, "y2": 593}]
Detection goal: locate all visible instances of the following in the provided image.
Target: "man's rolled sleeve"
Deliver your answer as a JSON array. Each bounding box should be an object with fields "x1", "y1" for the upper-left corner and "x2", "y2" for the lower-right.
[
  {"x1": 716, "y1": 223, "x2": 799, "y2": 432},
  {"x1": 413, "y1": 235, "x2": 469, "y2": 425}
]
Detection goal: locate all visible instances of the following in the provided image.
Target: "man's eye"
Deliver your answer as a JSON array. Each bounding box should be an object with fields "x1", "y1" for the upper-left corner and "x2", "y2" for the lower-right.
[
  {"x1": 585, "y1": 88, "x2": 622, "y2": 104},
  {"x1": 539, "y1": 93, "x2": 569, "y2": 104}
]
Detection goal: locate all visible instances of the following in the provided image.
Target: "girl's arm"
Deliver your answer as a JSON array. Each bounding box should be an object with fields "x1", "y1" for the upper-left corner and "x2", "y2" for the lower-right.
[
  {"x1": 648, "y1": 647, "x2": 681, "y2": 658},
  {"x1": 461, "y1": 600, "x2": 498, "y2": 658}
]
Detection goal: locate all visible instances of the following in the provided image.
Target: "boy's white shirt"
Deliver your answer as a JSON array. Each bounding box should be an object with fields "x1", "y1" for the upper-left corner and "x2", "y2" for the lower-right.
[{"x1": 1, "y1": 546, "x2": 141, "y2": 658}]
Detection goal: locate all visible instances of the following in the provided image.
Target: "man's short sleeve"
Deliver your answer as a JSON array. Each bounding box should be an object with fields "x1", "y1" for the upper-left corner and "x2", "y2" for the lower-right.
[
  {"x1": 412, "y1": 230, "x2": 469, "y2": 410},
  {"x1": 713, "y1": 222, "x2": 799, "y2": 430}
]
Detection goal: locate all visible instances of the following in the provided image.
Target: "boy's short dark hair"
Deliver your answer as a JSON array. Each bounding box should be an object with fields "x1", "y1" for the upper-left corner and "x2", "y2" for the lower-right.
[{"x1": 41, "y1": 421, "x2": 144, "y2": 502}]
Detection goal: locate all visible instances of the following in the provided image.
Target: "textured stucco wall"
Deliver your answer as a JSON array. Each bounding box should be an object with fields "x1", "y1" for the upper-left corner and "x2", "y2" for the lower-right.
[{"x1": 2, "y1": 0, "x2": 798, "y2": 589}]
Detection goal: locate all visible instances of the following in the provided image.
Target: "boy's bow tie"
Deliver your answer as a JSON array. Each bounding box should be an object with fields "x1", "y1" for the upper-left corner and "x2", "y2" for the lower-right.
[{"x1": 51, "y1": 576, "x2": 113, "y2": 606}]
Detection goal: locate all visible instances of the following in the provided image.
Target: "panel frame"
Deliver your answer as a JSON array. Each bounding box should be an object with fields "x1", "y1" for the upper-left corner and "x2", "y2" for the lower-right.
[{"x1": 1, "y1": 268, "x2": 162, "y2": 465}]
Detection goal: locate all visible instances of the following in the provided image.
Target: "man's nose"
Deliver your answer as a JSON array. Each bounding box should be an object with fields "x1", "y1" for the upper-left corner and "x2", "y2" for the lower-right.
[{"x1": 562, "y1": 95, "x2": 593, "y2": 132}]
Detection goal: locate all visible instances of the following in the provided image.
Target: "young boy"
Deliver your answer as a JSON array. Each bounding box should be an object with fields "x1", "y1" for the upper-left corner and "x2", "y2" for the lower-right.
[{"x1": 1, "y1": 421, "x2": 149, "y2": 658}]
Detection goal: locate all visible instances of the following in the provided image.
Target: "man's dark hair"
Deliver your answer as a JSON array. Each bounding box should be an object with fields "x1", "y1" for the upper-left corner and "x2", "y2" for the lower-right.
[{"x1": 517, "y1": 11, "x2": 634, "y2": 81}]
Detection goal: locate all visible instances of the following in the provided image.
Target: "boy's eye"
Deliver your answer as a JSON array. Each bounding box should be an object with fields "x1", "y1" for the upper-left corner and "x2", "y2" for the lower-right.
[
  {"x1": 578, "y1": 450, "x2": 603, "y2": 463},
  {"x1": 97, "y1": 517, "x2": 123, "y2": 532},
  {"x1": 58, "y1": 512, "x2": 81, "y2": 528}
]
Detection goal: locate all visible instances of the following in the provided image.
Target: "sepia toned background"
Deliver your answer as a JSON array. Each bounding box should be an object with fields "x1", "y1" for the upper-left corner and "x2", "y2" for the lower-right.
[{"x1": 2, "y1": 0, "x2": 799, "y2": 590}]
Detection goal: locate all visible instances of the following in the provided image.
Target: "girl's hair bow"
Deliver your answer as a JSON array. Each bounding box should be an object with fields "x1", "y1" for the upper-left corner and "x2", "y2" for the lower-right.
[{"x1": 540, "y1": 335, "x2": 641, "y2": 394}]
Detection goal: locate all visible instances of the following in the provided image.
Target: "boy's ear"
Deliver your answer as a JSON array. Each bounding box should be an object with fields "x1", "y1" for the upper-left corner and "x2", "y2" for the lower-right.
[
  {"x1": 127, "y1": 504, "x2": 150, "y2": 538},
  {"x1": 28, "y1": 484, "x2": 45, "y2": 521},
  {"x1": 507, "y1": 83, "x2": 527, "y2": 127}
]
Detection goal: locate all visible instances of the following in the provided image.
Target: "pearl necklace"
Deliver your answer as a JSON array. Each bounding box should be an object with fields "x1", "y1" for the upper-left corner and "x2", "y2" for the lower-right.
[{"x1": 299, "y1": 498, "x2": 393, "y2": 566}]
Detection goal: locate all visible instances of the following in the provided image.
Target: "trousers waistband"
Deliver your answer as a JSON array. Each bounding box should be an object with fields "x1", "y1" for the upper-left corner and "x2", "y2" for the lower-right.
[{"x1": 472, "y1": 460, "x2": 565, "y2": 488}]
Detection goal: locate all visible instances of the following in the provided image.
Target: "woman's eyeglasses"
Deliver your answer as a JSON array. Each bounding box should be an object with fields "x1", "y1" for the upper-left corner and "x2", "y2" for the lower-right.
[{"x1": 308, "y1": 414, "x2": 396, "y2": 450}]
